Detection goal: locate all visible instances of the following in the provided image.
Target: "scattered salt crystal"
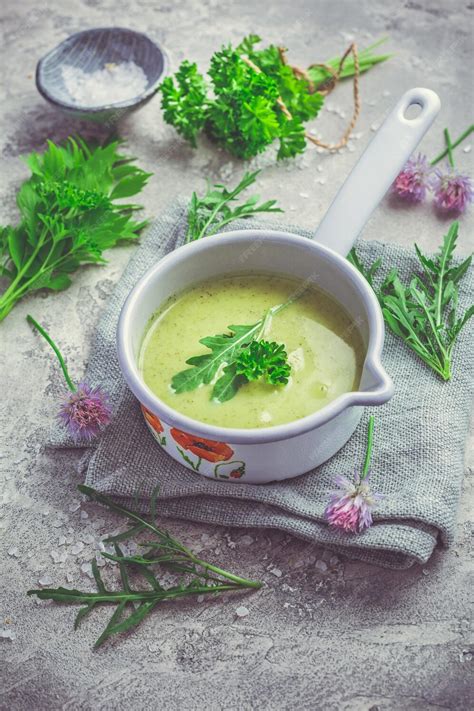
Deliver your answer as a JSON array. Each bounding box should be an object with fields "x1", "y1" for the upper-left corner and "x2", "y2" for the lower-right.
[
  {"x1": 240, "y1": 535, "x2": 254, "y2": 546},
  {"x1": 92, "y1": 517, "x2": 105, "y2": 529},
  {"x1": 68, "y1": 501, "x2": 81, "y2": 513},
  {"x1": 197, "y1": 595, "x2": 205, "y2": 603},
  {"x1": 289, "y1": 206, "x2": 297, "y2": 211},
  {"x1": 329, "y1": 556, "x2": 339, "y2": 566},
  {"x1": 460, "y1": 649, "x2": 473, "y2": 663},
  {"x1": 81, "y1": 534, "x2": 95, "y2": 545},
  {"x1": 8, "y1": 546, "x2": 20, "y2": 558},
  {"x1": 270, "y1": 567, "x2": 282, "y2": 578},
  {"x1": 95, "y1": 555, "x2": 106, "y2": 568},
  {"x1": 38, "y1": 575, "x2": 53, "y2": 586},
  {"x1": 299, "y1": 192, "x2": 309, "y2": 198},
  {"x1": 201, "y1": 533, "x2": 211, "y2": 543},
  {"x1": 463, "y1": 145, "x2": 471, "y2": 153},
  {"x1": 80, "y1": 510, "x2": 89, "y2": 520},
  {"x1": 50, "y1": 550, "x2": 68, "y2": 564},
  {"x1": 58, "y1": 535, "x2": 66, "y2": 546},
  {"x1": 61, "y1": 61, "x2": 148, "y2": 107},
  {"x1": 318, "y1": 178, "x2": 327, "y2": 185},
  {"x1": 370, "y1": 123, "x2": 380, "y2": 132},
  {"x1": 51, "y1": 519, "x2": 64, "y2": 528},
  {"x1": 314, "y1": 560, "x2": 328, "y2": 573},
  {"x1": 66, "y1": 572, "x2": 74, "y2": 583},
  {"x1": 235, "y1": 605, "x2": 249, "y2": 618},
  {"x1": 422, "y1": 568, "x2": 429, "y2": 576},
  {"x1": 81, "y1": 562, "x2": 94, "y2": 578},
  {"x1": 70, "y1": 542, "x2": 85, "y2": 555},
  {"x1": 0, "y1": 629, "x2": 16, "y2": 641}
]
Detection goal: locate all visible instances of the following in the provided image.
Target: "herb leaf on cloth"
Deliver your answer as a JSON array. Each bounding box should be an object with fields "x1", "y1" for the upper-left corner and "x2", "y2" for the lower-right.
[
  {"x1": 186, "y1": 169, "x2": 282, "y2": 241},
  {"x1": 349, "y1": 222, "x2": 473, "y2": 380}
]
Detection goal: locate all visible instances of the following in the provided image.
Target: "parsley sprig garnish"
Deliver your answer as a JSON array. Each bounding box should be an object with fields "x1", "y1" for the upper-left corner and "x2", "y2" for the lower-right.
[
  {"x1": 236, "y1": 339, "x2": 291, "y2": 385},
  {"x1": 159, "y1": 35, "x2": 390, "y2": 160},
  {"x1": 349, "y1": 222, "x2": 473, "y2": 380},
  {"x1": 28, "y1": 485, "x2": 261, "y2": 648},
  {"x1": 0, "y1": 137, "x2": 151, "y2": 321},
  {"x1": 171, "y1": 302, "x2": 292, "y2": 402}
]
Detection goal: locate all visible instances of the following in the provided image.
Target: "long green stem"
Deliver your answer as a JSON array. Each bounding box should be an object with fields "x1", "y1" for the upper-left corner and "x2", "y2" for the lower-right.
[
  {"x1": 362, "y1": 416, "x2": 375, "y2": 479},
  {"x1": 79, "y1": 485, "x2": 262, "y2": 589},
  {"x1": 0, "y1": 229, "x2": 47, "y2": 305},
  {"x1": 444, "y1": 128, "x2": 455, "y2": 168},
  {"x1": 431, "y1": 124, "x2": 474, "y2": 165},
  {"x1": 27, "y1": 315, "x2": 76, "y2": 392},
  {"x1": 28, "y1": 583, "x2": 249, "y2": 605}
]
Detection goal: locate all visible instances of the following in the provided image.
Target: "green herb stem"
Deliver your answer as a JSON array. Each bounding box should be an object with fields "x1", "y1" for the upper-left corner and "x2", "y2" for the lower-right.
[
  {"x1": 430, "y1": 124, "x2": 474, "y2": 165},
  {"x1": 362, "y1": 416, "x2": 375, "y2": 479},
  {"x1": 27, "y1": 315, "x2": 76, "y2": 392},
  {"x1": 444, "y1": 128, "x2": 455, "y2": 168}
]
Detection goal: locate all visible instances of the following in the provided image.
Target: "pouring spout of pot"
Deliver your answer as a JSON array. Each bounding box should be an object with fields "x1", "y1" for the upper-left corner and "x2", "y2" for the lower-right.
[
  {"x1": 313, "y1": 87, "x2": 441, "y2": 257},
  {"x1": 349, "y1": 355, "x2": 395, "y2": 407}
]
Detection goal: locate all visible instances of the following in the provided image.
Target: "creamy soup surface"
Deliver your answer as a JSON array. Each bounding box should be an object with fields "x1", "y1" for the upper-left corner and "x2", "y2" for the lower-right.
[{"x1": 139, "y1": 274, "x2": 364, "y2": 429}]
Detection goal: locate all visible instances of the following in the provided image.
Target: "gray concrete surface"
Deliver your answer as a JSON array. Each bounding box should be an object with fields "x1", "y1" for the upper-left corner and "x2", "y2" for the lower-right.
[{"x1": 1, "y1": 0, "x2": 473, "y2": 708}]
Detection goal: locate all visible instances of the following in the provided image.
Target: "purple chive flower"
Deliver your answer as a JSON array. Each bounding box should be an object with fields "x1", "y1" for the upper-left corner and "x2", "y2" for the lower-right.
[
  {"x1": 392, "y1": 153, "x2": 434, "y2": 202},
  {"x1": 58, "y1": 382, "x2": 112, "y2": 442},
  {"x1": 324, "y1": 416, "x2": 382, "y2": 534},
  {"x1": 432, "y1": 167, "x2": 473, "y2": 214},
  {"x1": 325, "y1": 471, "x2": 382, "y2": 534}
]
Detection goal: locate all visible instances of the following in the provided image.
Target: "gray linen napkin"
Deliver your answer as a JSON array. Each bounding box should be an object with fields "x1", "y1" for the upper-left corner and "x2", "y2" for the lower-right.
[{"x1": 51, "y1": 199, "x2": 474, "y2": 569}]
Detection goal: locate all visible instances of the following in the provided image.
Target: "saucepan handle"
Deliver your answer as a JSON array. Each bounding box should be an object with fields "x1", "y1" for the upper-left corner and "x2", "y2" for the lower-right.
[{"x1": 314, "y1": 87, "x2": 441, "y2": 256}]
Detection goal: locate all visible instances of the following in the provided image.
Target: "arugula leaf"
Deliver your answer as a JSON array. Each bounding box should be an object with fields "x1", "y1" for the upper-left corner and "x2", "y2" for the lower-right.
[
  {"x1": 236, "y1": 339, "x2": 291, "y2": 385},
  {"x1": 159, "y1": 36, "x2": 389, "y2": 160},
  {"x1": 0, "y1": 137, "x2": 151, "y2": 322},
  {"x1": 28, "y1": 485, "x2": 261, "y2": 648},
  {"x1": 171, "y1": 303, "x2": 290, "y2": 402},
  {"x1": 349, "y1": 222, "x2": 473, "y2": 381},
  {"x1": 186, "y1": 170, "x2": 282, "y2": 241}
]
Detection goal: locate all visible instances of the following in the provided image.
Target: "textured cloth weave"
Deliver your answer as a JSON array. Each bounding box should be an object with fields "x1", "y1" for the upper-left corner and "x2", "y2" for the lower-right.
[{"x1": 51, "y1": 199, "x2": 474, "y2": 569}]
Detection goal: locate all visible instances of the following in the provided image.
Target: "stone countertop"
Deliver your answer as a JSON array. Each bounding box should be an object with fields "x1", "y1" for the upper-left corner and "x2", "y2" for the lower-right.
[{"x1": 1, "y1": 0, "x2": 473, "y2": 708}]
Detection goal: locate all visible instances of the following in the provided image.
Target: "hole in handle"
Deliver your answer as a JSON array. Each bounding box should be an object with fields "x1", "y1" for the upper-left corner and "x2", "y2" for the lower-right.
[{"x1": 404, "y1": 102, "x2": 423, "y2": 120}]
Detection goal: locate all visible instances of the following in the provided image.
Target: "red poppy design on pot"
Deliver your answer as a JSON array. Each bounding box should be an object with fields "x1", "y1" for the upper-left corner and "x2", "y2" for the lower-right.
[
  {"x1": 170, "y1": 428, "x2": 234, "y2": 463},
  {"x1": 141, "y1": 405, "x2": 164, "y2": 434}
]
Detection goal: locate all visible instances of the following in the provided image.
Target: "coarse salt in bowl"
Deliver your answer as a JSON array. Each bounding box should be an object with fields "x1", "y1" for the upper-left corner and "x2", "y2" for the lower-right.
[{"x1": 36, "y1": 27, "x2": 168, "y2": 123}]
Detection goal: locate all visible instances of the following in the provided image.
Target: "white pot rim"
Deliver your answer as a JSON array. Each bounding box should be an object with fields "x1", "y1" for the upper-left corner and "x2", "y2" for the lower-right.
[{"x1": 117, "y1": 229, "x2": 394, "y2": 444}]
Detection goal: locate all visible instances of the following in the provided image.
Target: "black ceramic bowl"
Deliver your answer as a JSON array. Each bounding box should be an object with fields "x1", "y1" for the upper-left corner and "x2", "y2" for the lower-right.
[{"x1": 36, "y1": 27, "x2": 168, "y2": 123}]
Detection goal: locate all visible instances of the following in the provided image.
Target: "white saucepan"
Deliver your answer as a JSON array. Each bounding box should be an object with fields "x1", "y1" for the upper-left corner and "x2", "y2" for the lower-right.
[{"x1": 117, "y1": 88, "x2": 440, "y2": 483}]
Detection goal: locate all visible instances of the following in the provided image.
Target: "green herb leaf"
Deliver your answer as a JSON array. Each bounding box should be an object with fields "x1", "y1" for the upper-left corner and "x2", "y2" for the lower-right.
[
  {"x1": 349, "y1": 222, "x2": 473, "y2": 381},
  {"x1": 160, "y1": 36, "x2": 389, "y2": 160},
  {"x1": 0, "y1": 137, "x2": 151, "y2": 322},
  {"x1": 28, "y1": 485, "x2": 262, "y2": 648},
  {"x1": 186, "y1": 169, "x2": 282, "y2": 241},
  {"x1": 236, "y1": 339, "x2": 291, "y2": 385},
  {"x1": 171, "y1": 302, "x2": 292, "y2": 402}
]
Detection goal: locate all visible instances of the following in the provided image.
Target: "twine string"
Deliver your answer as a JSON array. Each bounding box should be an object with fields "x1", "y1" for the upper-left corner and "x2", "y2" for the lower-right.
[{"x1": 241, "y1": 43, "x2": 361, "y2": 152}]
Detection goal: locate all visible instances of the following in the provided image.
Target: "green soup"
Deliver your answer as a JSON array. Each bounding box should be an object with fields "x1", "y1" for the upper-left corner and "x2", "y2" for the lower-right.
[{"x1": 139, "y1": 274, "x2": 364, "y2": 429}]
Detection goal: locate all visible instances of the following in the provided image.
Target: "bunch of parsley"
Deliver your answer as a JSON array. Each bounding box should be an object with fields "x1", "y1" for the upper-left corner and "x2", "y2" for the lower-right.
[
  {"x1": 159, "y1": 35, "x2": 390, "y2": 159},
  {"x1": 0, "y1": 137, "x2": 151, "y2": 321}
]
